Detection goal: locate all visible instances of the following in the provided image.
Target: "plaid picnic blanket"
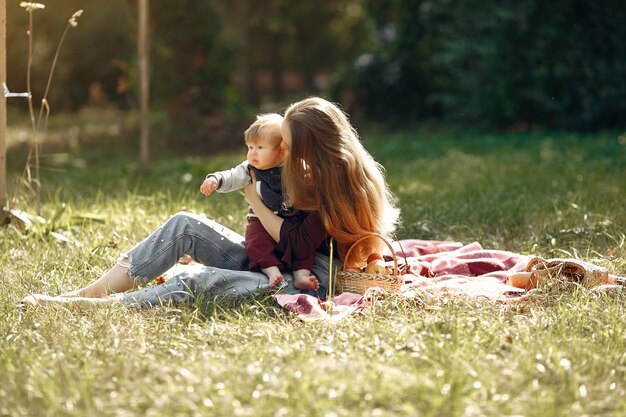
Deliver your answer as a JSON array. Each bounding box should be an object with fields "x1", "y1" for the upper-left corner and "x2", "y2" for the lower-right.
[{"x1": 275, "y1": 239, "x2": 623, "y2": 321}]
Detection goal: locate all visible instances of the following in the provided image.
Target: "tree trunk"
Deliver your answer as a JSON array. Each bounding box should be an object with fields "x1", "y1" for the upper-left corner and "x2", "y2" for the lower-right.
[
  {"x1": 0, "y1": 0, "x2": 6, "y2": 211},
  {"x1": 138, "y1": 0, "x2": 150, "y2": 171}
]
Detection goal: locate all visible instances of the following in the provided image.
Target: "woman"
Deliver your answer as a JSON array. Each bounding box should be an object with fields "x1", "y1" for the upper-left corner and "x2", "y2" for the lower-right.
[{"x1": 21, "y1": 97, "x2": 400, "y2": 308}]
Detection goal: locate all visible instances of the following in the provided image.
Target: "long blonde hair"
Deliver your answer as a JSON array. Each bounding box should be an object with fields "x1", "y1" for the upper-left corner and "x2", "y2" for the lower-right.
[{"x1": 282, "y1": 97, "x2": 400, "y2": 261}]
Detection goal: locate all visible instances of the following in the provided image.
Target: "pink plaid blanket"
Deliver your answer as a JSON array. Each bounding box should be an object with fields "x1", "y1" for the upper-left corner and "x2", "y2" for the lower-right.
[{"x1": 275, "y1": 239, "x2": 621, "y2": 321}]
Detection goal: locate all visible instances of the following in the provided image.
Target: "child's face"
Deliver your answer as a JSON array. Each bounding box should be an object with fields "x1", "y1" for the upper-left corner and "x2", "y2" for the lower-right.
[{"x1": 246, "y1": 125, "x2": 286, "y2": 170}]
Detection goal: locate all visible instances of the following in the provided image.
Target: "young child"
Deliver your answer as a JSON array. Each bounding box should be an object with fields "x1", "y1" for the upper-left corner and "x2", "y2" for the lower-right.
[{"x1": 199, "y1": 113, "x2": 318, "y2": 290}]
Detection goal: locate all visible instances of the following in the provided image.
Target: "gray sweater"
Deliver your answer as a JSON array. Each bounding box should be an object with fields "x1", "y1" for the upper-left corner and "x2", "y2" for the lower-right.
[{"x1": 207, "y1": 161, "x2": 288, "y2": 217}]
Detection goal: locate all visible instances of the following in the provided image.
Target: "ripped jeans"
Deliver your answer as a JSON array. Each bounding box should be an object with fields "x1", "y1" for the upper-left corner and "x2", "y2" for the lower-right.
[{"x1": 119, "y1": 211, "x2": 332, "y2": 307}]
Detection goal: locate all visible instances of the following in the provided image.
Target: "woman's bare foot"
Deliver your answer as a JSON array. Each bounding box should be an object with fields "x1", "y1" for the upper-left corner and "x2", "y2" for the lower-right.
[
  {"x1": 261, "y1": 266, "x2": 283, "y2": 287},
  {"x1": 18, "y1": 293, "x2": 120, "y2": 309},
  {"x1": 18, "y1": 294, "x2": 48, "y2": 308},
  {"x1": 293, "y1": 269, "x2": 320, "y2": 291}
]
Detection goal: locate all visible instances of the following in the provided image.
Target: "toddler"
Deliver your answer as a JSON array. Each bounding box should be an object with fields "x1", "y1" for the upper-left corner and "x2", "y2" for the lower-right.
[{"x1": 200, "y1": 113, "x2": 317, "y2": 290}]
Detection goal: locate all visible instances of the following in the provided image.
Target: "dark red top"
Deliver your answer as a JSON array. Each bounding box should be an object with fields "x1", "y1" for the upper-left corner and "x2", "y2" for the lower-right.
[{"x1": 276, "y1": 211, "x2": 330, "y2": 266}]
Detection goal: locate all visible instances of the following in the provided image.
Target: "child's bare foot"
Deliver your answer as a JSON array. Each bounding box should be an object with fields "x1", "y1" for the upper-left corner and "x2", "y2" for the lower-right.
[
  {"x1": 293, "y1": 269, "x2": 320, "y2": 291},
  {"x1": 261, "y1": 266, "x2": 283, "y2": 287},
  {"x1": 178, "y1": 254, "x2": 194, "y2": 265}
]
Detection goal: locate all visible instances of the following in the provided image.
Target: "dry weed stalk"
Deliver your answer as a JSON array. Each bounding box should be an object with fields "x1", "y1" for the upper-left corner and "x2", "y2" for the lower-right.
[{"x1": 14, "y1": 3, "x2": 83, "y2": 214}]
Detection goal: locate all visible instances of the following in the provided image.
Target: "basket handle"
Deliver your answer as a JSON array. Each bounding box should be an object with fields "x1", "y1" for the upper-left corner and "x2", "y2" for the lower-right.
[{"x1": 343, "y1": 233, "x2": 399, "y2": 275}]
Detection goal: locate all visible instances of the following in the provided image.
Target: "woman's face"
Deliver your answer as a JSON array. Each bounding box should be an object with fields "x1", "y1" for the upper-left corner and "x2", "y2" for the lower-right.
[{"x1": 281, "y1": 120, "x2": 292, "y2": 151}]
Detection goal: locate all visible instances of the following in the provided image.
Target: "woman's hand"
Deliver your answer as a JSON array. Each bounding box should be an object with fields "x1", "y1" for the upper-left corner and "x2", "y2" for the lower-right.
[
  {"x1": 244, "y1": 171, "x2": 261, "y2": 205},
  {"x1": 244, "y1": 171, "x2": 283, "y2": 242}
]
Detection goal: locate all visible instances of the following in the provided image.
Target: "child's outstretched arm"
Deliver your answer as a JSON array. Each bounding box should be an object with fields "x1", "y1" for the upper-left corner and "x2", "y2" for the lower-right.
[{"x1": 201, "y1": 161, "x2": 251, "y2": 196}]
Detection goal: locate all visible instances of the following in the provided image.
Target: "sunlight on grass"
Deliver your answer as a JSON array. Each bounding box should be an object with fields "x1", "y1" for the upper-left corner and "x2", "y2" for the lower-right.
[{"x1": 1, "y1": 124, "x2": 625, "y2": 416}]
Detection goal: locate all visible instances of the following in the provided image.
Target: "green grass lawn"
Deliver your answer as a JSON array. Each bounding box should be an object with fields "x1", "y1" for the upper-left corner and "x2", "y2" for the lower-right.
[{"x1": 1, "y1": 119, "x2": 626, "y2": 416}]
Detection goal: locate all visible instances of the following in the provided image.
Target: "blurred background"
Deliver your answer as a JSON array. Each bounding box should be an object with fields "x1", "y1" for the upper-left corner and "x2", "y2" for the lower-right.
[{"x1": 5, "y1": 0, "x2": 626, "y2": 154}]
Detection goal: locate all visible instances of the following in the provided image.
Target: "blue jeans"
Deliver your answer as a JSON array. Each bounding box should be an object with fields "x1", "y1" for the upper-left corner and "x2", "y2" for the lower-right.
[{"x1": 120, "y1": 212, "x2": 332, "y2": 307}]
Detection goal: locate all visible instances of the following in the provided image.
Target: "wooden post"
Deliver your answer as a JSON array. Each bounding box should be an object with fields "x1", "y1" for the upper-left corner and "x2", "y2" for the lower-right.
[
  {"x1": 138, "y1": 0, "x2": 149, "y2": 171},
  {"x1": 0, "y1": 0, "x2": 7, "y2": 211}
]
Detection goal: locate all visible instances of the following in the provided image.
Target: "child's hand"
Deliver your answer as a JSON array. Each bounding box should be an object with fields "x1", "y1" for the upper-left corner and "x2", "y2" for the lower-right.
[{"x1": 200, "y1": 177, "x2": 218, "y2": 196}]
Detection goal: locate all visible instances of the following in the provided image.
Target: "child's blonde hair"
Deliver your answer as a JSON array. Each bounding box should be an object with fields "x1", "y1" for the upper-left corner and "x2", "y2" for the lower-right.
[
  {"x1": 244, "y1": 113, "x2": 284, "y2": 147},
  {"x1": 282, "y1": 97, "x2": 400, "y2": 261}
]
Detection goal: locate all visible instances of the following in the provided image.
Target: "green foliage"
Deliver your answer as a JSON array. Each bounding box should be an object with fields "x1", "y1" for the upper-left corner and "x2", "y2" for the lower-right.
[
  {"x1": 6, "y1": 0, "x2": 376, "y2": 149},
  {"x1": 333, "y1": 0, "x2": 626, "y2": 130},
  {"x1": 6, "y1": 0, "x2": 626, "y2": 136},
  {"x1": 149, "y1": 1, "x2": 237, "y2": 113},
  {"x1": 278, "y1": 0, "x2": 372, "y2": 88},
  {"x1": 7, "y1": 0, "x2": 134, "y2": 111}
]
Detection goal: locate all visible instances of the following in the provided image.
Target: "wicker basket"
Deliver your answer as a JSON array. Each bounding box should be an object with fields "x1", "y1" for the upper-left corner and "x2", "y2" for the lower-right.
[
  {"x1": 524, "y1": 257, "x2": 610, "y2": 288},
  {"x1": 336, "y1": 233, "x2": 404, "y2": 294}
]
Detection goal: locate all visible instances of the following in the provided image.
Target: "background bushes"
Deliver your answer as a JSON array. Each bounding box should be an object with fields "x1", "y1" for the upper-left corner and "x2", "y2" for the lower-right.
[
  {"x1": 6, "y1": 0, "x2": 626, "y2": 139},
  {"x1": 334, "y1": 0, "x2": 626, "y2": 130}
]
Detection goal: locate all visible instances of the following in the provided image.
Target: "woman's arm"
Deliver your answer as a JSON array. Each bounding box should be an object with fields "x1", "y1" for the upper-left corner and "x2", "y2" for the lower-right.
[
  {"x1": 278, "y1": 212, "x2": 327, "y2": 260},
  {"x1": 244, "y1": 174, "x2": 327, "y2": 255},
  {"x1": 244, "y1": 176, "x2": 283, "y2": 242}
]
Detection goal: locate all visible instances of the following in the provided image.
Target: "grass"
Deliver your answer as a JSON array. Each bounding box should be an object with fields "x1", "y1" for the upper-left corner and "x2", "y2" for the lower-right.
[{"x1": 1, "y1": 113, "x2": 626, "y2": 416}]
